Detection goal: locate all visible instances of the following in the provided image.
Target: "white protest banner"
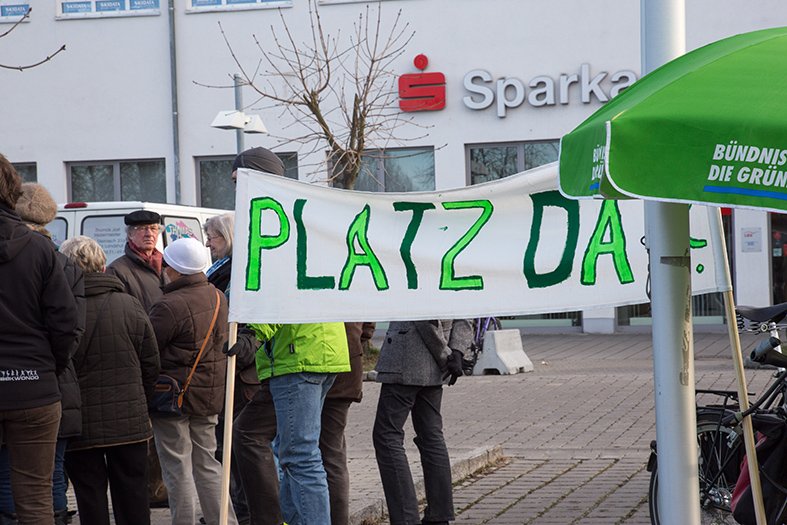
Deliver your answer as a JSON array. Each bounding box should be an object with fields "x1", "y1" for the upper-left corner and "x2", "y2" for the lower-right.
[{"x1": 229, "y1": 163, "x2": 724, "y2": 323}]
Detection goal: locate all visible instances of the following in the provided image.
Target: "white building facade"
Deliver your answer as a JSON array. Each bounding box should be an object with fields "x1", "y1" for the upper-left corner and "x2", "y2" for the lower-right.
[{"x1": 2, "y1": 0, "x2": 785, "y2": 331}]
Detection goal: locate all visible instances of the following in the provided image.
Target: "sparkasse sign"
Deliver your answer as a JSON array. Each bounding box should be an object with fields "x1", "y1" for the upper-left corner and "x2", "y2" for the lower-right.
[
  {"x1": 463, "y1": 64, "x2": 638, "y2": 117},
  {"x1": 397, "y1": 58, "x2": 639, "y2": 116}
]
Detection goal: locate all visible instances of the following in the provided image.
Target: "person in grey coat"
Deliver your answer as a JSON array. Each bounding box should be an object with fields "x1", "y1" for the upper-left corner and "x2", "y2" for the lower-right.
[{"x1": 372, "y1": 319, "x2": 472, "y2": 525}]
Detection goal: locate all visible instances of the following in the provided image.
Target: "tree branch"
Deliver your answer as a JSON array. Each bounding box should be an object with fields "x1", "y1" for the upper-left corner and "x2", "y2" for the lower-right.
[{"x1": 1, "y1": 8, "x2": 67, "y2": 71}]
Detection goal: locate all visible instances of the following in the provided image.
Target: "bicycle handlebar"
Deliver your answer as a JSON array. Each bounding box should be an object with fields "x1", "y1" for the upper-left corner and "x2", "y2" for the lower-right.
[
  {"x1": 750, "y1": 335, "x2": 787, "y2": 368},
  {"x1": 751, "y1": 336, "x2": 782, "y2": 362}
]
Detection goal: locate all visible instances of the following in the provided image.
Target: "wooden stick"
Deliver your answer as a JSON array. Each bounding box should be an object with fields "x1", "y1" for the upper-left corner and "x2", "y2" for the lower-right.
[
  {"x1": 711, "y1": 209, "x2": 765, "y2": 525},
  {"x1": 219, "y1": 322, "x2": 238, "y2": 525}
]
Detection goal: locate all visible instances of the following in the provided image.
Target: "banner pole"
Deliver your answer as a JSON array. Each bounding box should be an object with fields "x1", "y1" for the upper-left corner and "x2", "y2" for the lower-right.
[
  {"x1": 710, "y1": 209, "x2": 766, "y2": 525},
  {"x1": 219, "y1": 322, "x2": 238, "y2": 525}
]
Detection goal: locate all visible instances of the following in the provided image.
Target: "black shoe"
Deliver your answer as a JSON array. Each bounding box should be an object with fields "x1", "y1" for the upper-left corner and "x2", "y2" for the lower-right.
[{"x1": 54, "y1": 509, "x2": 75, "y2": 525}]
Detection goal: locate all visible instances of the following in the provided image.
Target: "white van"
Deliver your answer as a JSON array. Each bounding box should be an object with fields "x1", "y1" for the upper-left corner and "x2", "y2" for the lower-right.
[{"x1": 51, "y1": 201, "x2": 226, "y2": 264}]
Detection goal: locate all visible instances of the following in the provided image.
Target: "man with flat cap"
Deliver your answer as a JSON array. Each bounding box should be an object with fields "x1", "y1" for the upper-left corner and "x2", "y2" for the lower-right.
[
  {"x1": 107, "y1": 210, "x2": 166, "y2": 313},
  {"x1": 107, "y1": 210, "x2": 169, "y2": 508}
]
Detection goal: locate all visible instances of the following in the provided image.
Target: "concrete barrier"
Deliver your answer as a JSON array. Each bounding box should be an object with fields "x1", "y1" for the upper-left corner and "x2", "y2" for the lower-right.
[{"x1": 473, "y1": 329, "x2": 534, "y2": 375}]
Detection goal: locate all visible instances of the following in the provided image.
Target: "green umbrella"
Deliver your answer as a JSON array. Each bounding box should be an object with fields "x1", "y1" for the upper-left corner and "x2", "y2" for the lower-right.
[
  {"x1": 560, "y1": 24, "x2": 787, "y2": 525},
  {"x1": 559, "y1": 26, "x2": 787, "y2": 212}
]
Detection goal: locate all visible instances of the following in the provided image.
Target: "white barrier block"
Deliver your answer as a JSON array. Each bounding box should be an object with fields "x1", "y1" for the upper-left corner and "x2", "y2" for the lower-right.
[{"x1": 473, "y1": 329, "x2": 534, "y2": 375}]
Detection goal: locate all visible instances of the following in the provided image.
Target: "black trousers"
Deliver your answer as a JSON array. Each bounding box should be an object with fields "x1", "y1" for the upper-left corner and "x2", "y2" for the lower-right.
[
  {"x1": 233, "y1": 382, "x2": 282, "y2": 525},
  {"x1": 64, "y1": 441, "x2": 150, "y2": 525},
  {"x1": 373, "y1": 384, "x2": 453, "y2": 525},
  {"x1": 321, "y1": 399, "x2": 352, "y2": 525}
]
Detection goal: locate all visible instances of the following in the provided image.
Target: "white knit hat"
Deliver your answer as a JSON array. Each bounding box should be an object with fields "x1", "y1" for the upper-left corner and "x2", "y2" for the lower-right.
[{"x1": 163, "y1": 237, "x2": 209, "y2": 275}]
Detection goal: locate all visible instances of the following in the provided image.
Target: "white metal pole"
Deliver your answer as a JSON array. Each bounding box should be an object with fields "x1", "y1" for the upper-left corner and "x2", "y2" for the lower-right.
[
  {"x1": 234, "y1": 74, "x2": 245, "y2": 154},
  {"x1": 641, "y1": 2, "x2": 700, "y2": 524}
]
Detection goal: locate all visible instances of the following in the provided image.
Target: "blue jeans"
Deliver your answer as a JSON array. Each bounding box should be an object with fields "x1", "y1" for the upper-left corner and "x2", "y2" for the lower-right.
[{"x1": 269, "y1": 372, "x2": 335, "y2": 525}]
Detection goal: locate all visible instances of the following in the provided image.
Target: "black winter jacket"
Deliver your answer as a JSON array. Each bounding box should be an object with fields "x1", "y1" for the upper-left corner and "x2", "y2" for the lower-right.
[
  {"x1": 0, "y1": 205, "x2": 78, "y2": 410},
  {"x1": 68, "y1": 273, "x2": 160, "y2": 451},
  {"x1": 56, "y1": 250, "x2": 86, "y2": 438}
]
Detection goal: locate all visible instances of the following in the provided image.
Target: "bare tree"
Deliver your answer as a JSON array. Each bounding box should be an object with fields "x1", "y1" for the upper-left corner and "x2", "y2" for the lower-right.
[
  {"x1": 0, "y1": 7, "x2": 65, "y2": 71},
  {"x1": 221, "y1": 0, "x2": 425, "y2": 190}
]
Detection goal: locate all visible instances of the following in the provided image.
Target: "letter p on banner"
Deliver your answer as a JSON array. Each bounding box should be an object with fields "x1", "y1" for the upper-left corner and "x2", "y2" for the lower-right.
[{"x1": 246, "y1": 197, "x2": 290, "y2": 291}]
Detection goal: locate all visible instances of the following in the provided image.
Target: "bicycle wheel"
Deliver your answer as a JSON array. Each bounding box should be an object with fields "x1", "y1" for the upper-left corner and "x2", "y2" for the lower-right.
[{"x1": 648, "y1": 413, "x2": 743, "y2": 525}]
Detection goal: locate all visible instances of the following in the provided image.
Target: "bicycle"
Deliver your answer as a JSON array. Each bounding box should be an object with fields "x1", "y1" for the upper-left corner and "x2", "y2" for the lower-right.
[
  {"x1": 461, "y1": 317, "x2": 502, "y2": 375},
  {"x1": 647, "y1": 302, "x2": 787, "y2": 525}
]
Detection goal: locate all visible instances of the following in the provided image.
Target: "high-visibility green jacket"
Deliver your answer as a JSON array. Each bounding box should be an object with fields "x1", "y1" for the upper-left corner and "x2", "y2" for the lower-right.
[{"x1": 249, "y1": 322, "x2": 350, "y2": 381}]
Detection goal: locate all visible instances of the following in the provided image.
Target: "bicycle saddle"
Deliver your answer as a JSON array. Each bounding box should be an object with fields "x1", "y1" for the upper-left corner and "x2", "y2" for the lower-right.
[{"x1": 736, "y1": 302, "x2": 787, "y2": 323}]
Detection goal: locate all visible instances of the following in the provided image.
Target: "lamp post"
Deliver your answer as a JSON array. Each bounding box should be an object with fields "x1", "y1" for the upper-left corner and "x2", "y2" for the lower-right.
[
  {"x1": 212, "y1": 73, "x2": 268, "y2": 525},
  {"x1": 211, "y1": 73, "x2": 268, "y2": 154},
  {"x1": 233, "y1": 73, "x2": 244, "y2": 153}
]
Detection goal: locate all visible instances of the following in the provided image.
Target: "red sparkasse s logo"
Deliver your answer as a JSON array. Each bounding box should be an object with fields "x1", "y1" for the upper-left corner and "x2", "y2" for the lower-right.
[{"x1": 398, "y1": 54, "x2": 446, "y2": 112}]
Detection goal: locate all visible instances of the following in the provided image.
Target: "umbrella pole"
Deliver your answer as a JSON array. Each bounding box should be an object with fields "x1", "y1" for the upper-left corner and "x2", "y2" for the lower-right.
[
  {"x1": 219, "y1": 322, "x2": 238, "y2": 525},
  {"x1": 646, "y1": 201, "x2": 701, "y2": 523},
  {"x1": 710, "y1": 210, "x2": 767, "y2": 525},
  {"x1": 640, "y1": 4, "x2": 701, "y2": 522}
]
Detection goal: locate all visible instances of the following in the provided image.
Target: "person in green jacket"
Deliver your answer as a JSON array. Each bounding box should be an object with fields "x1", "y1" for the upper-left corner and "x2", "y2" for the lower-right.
[{"x1": 239, "y1": 321, "x2": 350, "y2": 525}]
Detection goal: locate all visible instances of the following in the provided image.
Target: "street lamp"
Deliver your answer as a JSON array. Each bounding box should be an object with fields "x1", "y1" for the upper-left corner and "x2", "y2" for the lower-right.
[{"x1": 210, "y1": 73, "x2": 267, "y2": 153}]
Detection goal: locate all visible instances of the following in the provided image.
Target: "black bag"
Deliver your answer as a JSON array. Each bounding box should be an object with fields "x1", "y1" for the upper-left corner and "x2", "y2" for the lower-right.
[
  {"x1": 731, "y1": 413, "x2": 787, "y2": 525},
  {"x1": 149, "y1": 374, "x2": 184, "y2": 416}
]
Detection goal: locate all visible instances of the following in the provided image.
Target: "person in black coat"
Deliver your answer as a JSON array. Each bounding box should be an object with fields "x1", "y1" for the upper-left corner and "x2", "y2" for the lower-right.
[
  {"x1": 204, "y1": 212, "x2": 233, "y2": 294},
  {"x1": 0, "y1": 155, "x2": 79, "y2": 525},
  {"x1": 60, "y1": 235, "x2": 160, "y2": 525},
  {"x1": 0, "y1": 183, "x2": 87, "y2": 525}
]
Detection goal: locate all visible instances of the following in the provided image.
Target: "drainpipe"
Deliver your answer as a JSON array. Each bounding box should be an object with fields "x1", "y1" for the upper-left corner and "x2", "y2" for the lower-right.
[{"x1": 168, "y1": 0, "x2": 181, "y2": 204}]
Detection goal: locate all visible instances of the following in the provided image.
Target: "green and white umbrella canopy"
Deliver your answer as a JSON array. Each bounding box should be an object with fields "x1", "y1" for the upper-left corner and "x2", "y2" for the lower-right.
[{"x1": 559, "y1": 26, "x2": 787, "y2": 213}]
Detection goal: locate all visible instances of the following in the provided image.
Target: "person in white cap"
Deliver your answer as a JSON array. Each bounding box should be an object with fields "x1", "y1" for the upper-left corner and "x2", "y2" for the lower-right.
[{"x1": 148, "y1": 237, "x2": 237, "y2": 525}]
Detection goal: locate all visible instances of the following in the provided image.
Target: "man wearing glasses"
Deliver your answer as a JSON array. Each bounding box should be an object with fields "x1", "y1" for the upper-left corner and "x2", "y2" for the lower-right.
[
  {"x1": 107, "y1": 210, "x2": 166, "y2": 313},
  {"x1": 107, "y1": 209, "x2": 170, "y2": 509}
]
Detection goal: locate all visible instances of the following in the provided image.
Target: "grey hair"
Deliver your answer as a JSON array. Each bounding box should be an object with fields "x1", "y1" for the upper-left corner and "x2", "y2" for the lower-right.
[
  {"x1": 60, "y1": 235, "x2": 107, "y2": 273},
  {"x1": 204, "y1": 212, "x2": 234, "y2": 258}
]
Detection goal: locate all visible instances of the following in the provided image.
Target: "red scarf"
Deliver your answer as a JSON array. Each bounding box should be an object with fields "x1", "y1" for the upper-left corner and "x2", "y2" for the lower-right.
[{"x1": 129, "y1": 240, "x2": 163, "y2": 275}]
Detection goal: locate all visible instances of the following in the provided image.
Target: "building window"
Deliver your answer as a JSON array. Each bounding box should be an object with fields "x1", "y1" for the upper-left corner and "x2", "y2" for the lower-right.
[
  {"x1": 197, "y1": 152, "x2": 298, "y2": 210},
  {"x1": 354, "y1": 147, "x2": 435, "y2": 192},
  {"x1": 467, "y1": 140, "x2": 559, "y2": 185},
  {"x1": 68, "y1": 159, "x2": 166, "y2": 203},
  {"x1": 186, "y1": 0, "x2": 291, "y2": 14},
  {"x1": 12, "y1": 163, "x2": 37, "y2": 182}
]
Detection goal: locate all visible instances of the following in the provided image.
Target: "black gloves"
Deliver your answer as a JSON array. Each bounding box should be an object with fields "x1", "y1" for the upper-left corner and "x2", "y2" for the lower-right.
[
  {"x1": 443, "y1": 349, "x2": 464, "y2": 386},
  {"x1": 461, "y1": 355, "x2": 476, "y2": 376},
  {"x1": 223, "y1": 341, "x2": 240, "y2": 356},
  {"x1": 224, "y1": 334, "x2": 254, "y2": 357}
]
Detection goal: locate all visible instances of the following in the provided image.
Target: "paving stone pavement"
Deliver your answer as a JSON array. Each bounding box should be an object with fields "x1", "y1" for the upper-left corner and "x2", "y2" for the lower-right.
[{"x1": 66, "y1": 331, "x2": 775, "y2": 524}]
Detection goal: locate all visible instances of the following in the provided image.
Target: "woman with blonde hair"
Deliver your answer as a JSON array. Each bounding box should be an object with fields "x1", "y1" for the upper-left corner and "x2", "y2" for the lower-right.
[{"x1": 60, "y1": 235, "x2": 160, "y2": 525}]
